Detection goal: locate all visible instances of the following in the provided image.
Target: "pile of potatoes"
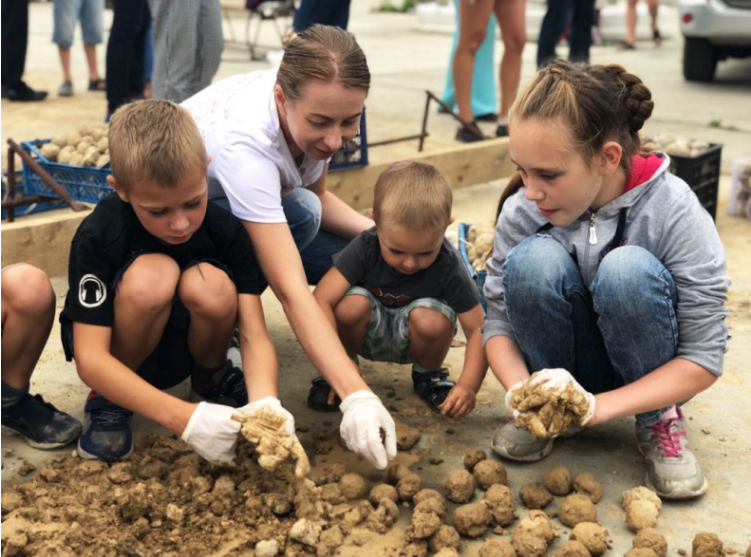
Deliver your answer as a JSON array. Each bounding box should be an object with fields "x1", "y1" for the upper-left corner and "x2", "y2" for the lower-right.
[
  {"x1": 463, "y1": 224, "x2": 494, "y2": 272},
  {"x1": 39, "y1": 124, "x2": 110, "y2": 169},
  {"x1": 641, "y1": 133, "x2": 711, "y2": 158}
]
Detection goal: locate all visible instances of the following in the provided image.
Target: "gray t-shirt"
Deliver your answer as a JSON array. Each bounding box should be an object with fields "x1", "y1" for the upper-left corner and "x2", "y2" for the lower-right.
[{"x1": 334, "y1": 227, "x2": 480, "y2": 313}]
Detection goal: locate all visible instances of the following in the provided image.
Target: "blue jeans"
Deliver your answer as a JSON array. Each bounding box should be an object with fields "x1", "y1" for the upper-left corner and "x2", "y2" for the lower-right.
[
  {"x1": 212, "y1": 188, "x2": 349, "y2": 285},
  {"x1": 503, "y1": 236, "x2": 677, "y2": 426},
  {"x1": 53, "y1": 0, "x2": 104, "y2": 48}
]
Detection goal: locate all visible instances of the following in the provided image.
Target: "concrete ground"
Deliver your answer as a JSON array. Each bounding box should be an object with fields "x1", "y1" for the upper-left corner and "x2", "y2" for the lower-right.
[{"x1": 2, "y1": 0, "x2": 751, "y2": 553}]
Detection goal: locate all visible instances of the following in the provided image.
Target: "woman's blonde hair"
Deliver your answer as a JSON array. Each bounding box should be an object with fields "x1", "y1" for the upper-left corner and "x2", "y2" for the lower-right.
[{"x1": 277, "y1": 24, "x2": 370, "y2": 101}]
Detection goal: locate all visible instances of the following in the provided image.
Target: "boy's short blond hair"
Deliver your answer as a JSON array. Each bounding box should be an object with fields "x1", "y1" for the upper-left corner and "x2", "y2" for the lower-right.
[
  {"x1": 108, "y1": 100, "x2": 207, "y2": 191},
  {"x1": 373, "y1": 161, "x2": 452, "y2": 233}
]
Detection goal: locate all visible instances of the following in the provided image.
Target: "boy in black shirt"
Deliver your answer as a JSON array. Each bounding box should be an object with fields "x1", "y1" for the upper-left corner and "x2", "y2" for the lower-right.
[
  {"x1": 314, "y1": 161, "x2": 488, "y2": 417},
  {"x1": 61, "y1": 100, "x2": 291, "y2": 463}
]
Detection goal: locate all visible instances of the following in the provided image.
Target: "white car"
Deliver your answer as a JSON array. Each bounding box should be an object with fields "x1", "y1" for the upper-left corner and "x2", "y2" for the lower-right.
[{"x1": 679, "y1": 0, "x2": 751, "y2": 81}]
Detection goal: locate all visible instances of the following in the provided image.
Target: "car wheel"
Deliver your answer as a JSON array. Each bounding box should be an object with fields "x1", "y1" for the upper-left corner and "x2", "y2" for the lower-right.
[{"x1": 683, "y1": 38, "x2": 718, "y2": 82}]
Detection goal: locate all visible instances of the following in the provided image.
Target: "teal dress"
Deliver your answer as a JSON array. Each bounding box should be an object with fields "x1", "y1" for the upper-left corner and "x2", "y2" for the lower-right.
[{"x1": 440, "y1": 0, "x2": 497, "y2": 117}]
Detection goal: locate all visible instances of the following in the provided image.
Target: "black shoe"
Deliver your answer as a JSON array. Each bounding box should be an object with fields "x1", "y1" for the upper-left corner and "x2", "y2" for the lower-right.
[
  {"x1": 191, "y1": 360, "x2": 248, "y2": 408},
  {"x1": 475, "y1": 112, "x2": 498, "y2": 123},
  {"x1": 1, "y1": 86, "x2": 9, "y2": 99},
  {"x1": 412, "y1": 368, "x2": 455, "y2": 414},
  {"x1": 496, "y1": 124, "x2": 509, "y2": 137},
  {"x1": 455, "y1": 120, "x2": 485, "y2": 143},
  {"x1": 5, "y1": 82, "x2": 48, "y2": 102},
  {"x1": 1, "y1": 393, "x2": 82, "y2": 449},
  {"x1": 77, "y1": 394, "x2": 133, "y2": 462}
]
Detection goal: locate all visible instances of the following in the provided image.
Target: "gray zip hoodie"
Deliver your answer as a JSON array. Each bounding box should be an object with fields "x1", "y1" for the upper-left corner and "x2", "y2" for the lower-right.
[{"x1": 483, "y1": 155, "x2": 729, "y2": 376}]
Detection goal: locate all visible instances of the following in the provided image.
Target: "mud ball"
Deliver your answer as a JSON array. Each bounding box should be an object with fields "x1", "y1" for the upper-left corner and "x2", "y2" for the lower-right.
[
  {"x1": 484, "y1": 484, "x2": 517, "y2": 527},
  {"x1": 339, "y1": 473, "x2": 367, "y2": 500},
  {"x1": 429, "y1": 525, "x2": 461, "y2": 553},
  {"x1": 464, "y1": 449, "x2": 488, "y2": 472},
  {"x1": 452, "y1": 502, "x2": 490, "y2": 538},
  {"x1": 519, "y1": 483, "x2": 554, "y2": 509},
  {"x1": 513, "y1": 527, "x2": 548, "y2": 557},
  {"x1": 633, "y1": 528, "x2": 667, "y2": 557},
  {"x1": 626, "y1": 549, "x2": 659, "y2": 557},
  {"x1": 571, "y1": 522, "x2": 609, "y2": 555},
  {"x1": 556, "y1": 541, "x2": 591, "y2": 557},
  {"x1": 445, "y1": 469, "x2": 476, "y2": 504},
  {"x1": 473, "y1": 460, "x2": 507, "y2": 490},
  {"x1": 542, "y1": 466, "x2": 571, "y2": 496},
  {"x1": 693, "y1": 533, "x2": 723, "y2": 557},
  {"x1": 396, "y1": 473, "x2": 422, "y2": 502},
  {"x1": 573, "y1": 472, "x2": 603, "y2": 503},
  {"x1": 480, "y1": 539, "x2": 517, "y2": 557},
  {"x1": 558, "y1": 494, "x2": 597, "y2": 528},
  {"x1": 517, "y1": 509, "x2": 557, "y2": 543},
  {"x1": 369, "y1": 484, "x2": 398, "y2": 506}
]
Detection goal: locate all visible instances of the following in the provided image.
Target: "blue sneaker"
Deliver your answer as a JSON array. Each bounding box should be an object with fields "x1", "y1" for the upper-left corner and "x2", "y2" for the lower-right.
[
  {"x1": 1, "y1": 393, "x2": 81, "y2": 449},
  {"x1": 190, "y1": 360, "x2": 248, "y2": 408},
  {"x1": 77, "y1": 393, "x2": 133, "y2": 462}
]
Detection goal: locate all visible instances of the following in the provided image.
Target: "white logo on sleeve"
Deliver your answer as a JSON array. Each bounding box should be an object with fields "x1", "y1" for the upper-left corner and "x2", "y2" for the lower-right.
[{"x1": 79, "y1": 274, "x2": 107, "y2": 308}]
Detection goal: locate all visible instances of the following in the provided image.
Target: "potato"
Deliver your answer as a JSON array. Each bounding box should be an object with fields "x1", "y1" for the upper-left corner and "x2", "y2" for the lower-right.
[
  {"x1": 58, "y1": 150, "x2": 74, "y2": 164},
  {"x1": 84, "y1": 145, "x2": 99, "y2": 158},
  {"x1": 69, "y1": 152, "x2": 85, "y2": 166},
  {"x1": 83, "y1": 149, "x2": 99, "y2": 167},
  {"x1": 77, "y1": 140, "x2": 94, "y2": 155},
  {"x1": 96, "y1": 154, "x2": 110, "y2": 168},
  {"x1": 66, "y1": 131, "x2": 82, "y2": 147},
  {"x1": 51, "y1": 134, "x2": 68, "y2": 148},
  {"x1": 78, "y1": 125, "x2": 95, "y2": 137},
  {"x1": 97, "y1": 137, "x2": 108, "y2": 152},
  {"x1": 40, "y1": 143, "x2": 61, "y2": 162}
]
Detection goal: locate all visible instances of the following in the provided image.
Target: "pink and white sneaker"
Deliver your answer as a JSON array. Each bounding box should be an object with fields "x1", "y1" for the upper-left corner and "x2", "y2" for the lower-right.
[{"x1": 635, "y1": 407, "x2": 708, "y2": 500}]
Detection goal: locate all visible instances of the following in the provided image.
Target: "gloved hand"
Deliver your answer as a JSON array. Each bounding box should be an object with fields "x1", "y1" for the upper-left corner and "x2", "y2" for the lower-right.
[
  {"x1": 340, "y1": 390, "x2": 397, "y2": 470},
  {"x1": 527, "y1": 368, "x2": 597, "y2": 425},
  {"x1": 181, "y1": 402, "x2": 241, "y2": 463},
  {"x1": 504, "y1": 379, "x2": 526, "y2": 419},
  {"x1": 233, "y1": 396, "x2": 296, "y2": 437}
]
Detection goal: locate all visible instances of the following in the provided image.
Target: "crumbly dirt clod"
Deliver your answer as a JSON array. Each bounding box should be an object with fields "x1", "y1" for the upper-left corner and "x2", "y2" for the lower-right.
[
  {"x1": 517, "y1": 510, "x2": 557, "y2": 543},
  {"x1": 414, "y1": 496, "x2": 447, "y2": 520},
  {"x1": 340, "y1": 473, "x2": 368, "y2": 501},
  {"x1": 452, "y1": 501, "x2": 491, "y2": 538},
  {"x1": 573, "y1": 473, "x2": 603, "y2": 503},
  {"x1": 235, "y1": 406, "x2": 310, "y2": 478},
  {"x1": 434, "y1": 549, "x2": 461, "y2": 557},
  {"x1": 464, "y1": 449, "x2": 488, "y2": 472},
  {"x1": 519, "y1": 482, "x2": 554, "y2": 509},
  {"x1": 558, "y1": 494, "x2": 597, "y2": 528},
  {"x1": 480, "y1": 539, "x2": 518, "y2": 557},
  {"x1": 633, "y1": 527, "x2": 668, "y2": 557},
  {"x1": 510, "y1": 371, "x2": 592, "y2": 438},
  {"x1": 366, "y1": 498, "x2": 400, "y2": 534},
  {"x1": 473, "y1": 459, "x2": 508, "y2": 490},
  {"x1": 625, "y1": 499, "x2": 660, "y2": 532},
  {"x1": 396, "y1": 420, "x2": 421, "y2": 450},
  {"x1": 396, "y1": 473, "x2": 422, "y2": 502},
  {"x1": 484, "y1": 484, "x2": 517, "y2": 527},
  {"x1": 446, "y1": 469, "x2": 476, "y2": 503},
  {"x1": 255, "y1": 539, "x2": 281, "y2": 557},
  {"x1": 512, "y1": 525, "x2": 549, "y2": 557},
  {"x1": 413, "y1": 489, "x2": 444, "y2": 505},
  {"x1": 542, "y1": 466, "x2": 572, "y2": 496},
  {"x1": 626, "y1": 549, "x2": 659, "y2": 557},
  {"x1": 407, "y1": 511, "x2": 442, "y2": 540},
  {"x1": 387, "y1": 464, "x2": 412, "y2": 485},
  {"x1": 289, "y1": 518, "x2": 322, "y2": 546},
  {"x1": 693, "y1": 533, "x2": 724, "y2": 557},
  {"x1": 429, "y1": 525, "x2": 462, "y2": 553},
  {"x1": 369, "y1": 483, "x2": 399, "y2": 506},
  {"x1": 556, "y1": 540, "x2": 592, "y2": 557},
  {"x1": 403, "y1": 540, "x2": 429, "y2": 557},
  {"x1": 571, "y1": 522, "x2": 609, "y2": 555},
  {"x1": 622, "y1": 487, "x2": 662, "y2": 512}
]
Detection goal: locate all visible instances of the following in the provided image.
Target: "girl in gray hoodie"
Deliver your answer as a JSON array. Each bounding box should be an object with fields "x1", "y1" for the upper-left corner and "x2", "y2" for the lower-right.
[{"x1": 483, "y1": 61, "x2": 728, "y2": 500}]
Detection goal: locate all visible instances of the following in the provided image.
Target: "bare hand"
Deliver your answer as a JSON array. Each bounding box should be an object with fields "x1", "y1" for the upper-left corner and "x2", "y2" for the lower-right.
[{"x1": 440, "y1": 384, "x2": 476, "y2": 418}]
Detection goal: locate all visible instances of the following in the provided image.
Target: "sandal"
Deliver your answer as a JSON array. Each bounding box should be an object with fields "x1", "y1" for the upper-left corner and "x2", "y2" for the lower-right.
[
  {"x1": 412, "y1": 368, "x2": 455, "y2": 414},
  {"x1": 307, "y1": 376, "x2": 342, "y2": 413},
  {"x1": 653, "y1": 29, "x2": 662, "y2": 46},
  {"x1": 455, "y1": 120, "x2": 486, "y2": 143},
  {"x1": 88, "y1": 78, "x2": 106, "y2": 92}
]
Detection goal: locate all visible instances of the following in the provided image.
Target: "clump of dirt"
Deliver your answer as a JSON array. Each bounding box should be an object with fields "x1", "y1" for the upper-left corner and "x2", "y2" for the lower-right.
[
  {"x1": 557, "y1": 540, "x2": 592, "y2": 557},
  {"x1": 510, "y1": 371, "x2": 592, "y2": 438},
  {"x1": 542, "y1": 466, "x2": 572, "y2": 496},
  {"x1": 633, "y1": 527, "x2": 667, "y2": 557},
  {"x1": 571, "y1": 522, "x2": 609, "y2": 555},
  {"x1": 622, "y1": 487, "x2": 662, "y2": 532},
  {"x1": 573, "y1": 472, "x2": 603, "y2": 503},
  {"x1": 484, "y1": 484, "x2": 517, "y2": 527},
  {"x1": 340, "y1": 473, "x2": 368, "y2": 500},
  {"x1": 235, "y1": 405, "x2": 310, "y2": 478},
  {"x1": 387, "y1": 464, "x2": 412, "y2": 485},
  {"x1": 406, "y1": 510, "x2": 442, "y2": 540},
  {"x1": 369, "y1": 483, "x2": 399, "y2": 506},
  {"x1": 693, "y1": 533, "x2": 724, "y2": 557},
  {"x1": 434, "y1": 549, "x2": 461, "y2": 557},
  {"x1": 480, "y1": 539, "x2": 517, "y2": 557},
  {"x1": 473, "y1": 459, "x2": 507, "y2": 490},
  {"x1": 429, "y1": 525, "x2": 461, "y2": 553},
  {"x1": 516, "y1": 510, "x2": 557, "y2": 543},
  {"x1": 414, "y1": 496, "x2": 447, "y2": 520},
  {"x1": 396, "y1": 472, "x2": 422, "y2": 502},
  {"x1": 413, "y1": 489, "x2": 444, "y2": 506},
  {"x1": 512, "y1": 524, "x2": 549, "y2": 557},
  {"x1": 519, "y1": 482, "x2": 554, "y2": 509},
  {"x1": 0, "y1": 434, "x2": 406, "y2": 557},
  {"x1": 558, "y1": 493, "x2": 597, "y2": 528},
  {"x1": 396, "y1": 420, "x2": 421, "y2": 450},
  {"x1": 626, "y1": 548, "x2": 659, "y2": 557},
  {"x1": 464, "y1": 449, "x2": 488, "y2": 472},
  {"x1": 445, "y1": 469, "x2": 476, "y2": 503},
  {"x1": 452, "y1": 501, "x2": 491, "y2": 538}
]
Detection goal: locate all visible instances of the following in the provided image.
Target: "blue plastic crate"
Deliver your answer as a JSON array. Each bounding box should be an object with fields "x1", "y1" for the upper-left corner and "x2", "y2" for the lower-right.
[
  {"x1": 458, "y1": 222, "x2": 488, "y2": 313},
  {"x1": 2, "y1": 173, "x2": 67, "y2": 220},
  {"x1": 21, "y1": 139, "x2": 113, "y2": 203},
  {"x1": 328, "y1": 109, "x2": 368, "y2": 172}
]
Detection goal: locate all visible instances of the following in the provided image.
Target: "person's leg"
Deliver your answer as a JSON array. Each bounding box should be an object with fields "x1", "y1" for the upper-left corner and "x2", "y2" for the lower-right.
[
  {"x1": 80, "y1": 0, "x2": 104, "y2": 83},
  {"x1": 537, "y1": 0, "x2": 572, "y2": 68},
  {"x1": 453, "y1": 0, "x2": 496, "y2": 126},
  {"x1": 299, "y1": 231, "x2": 350, "y2": 285},
  {"x1": 53, "y1": 0, "x2": 76, "y2": 88},
  {"x1": 472, "y1": 13, "x2": 498, "y2": 118},
  {"x1": 192, "y1": 0, "x2": 223, "y2": 101},
  {"x1": 128, "y1": 0, "x2": 149, "y2": 99},
  {"x1": 1, "y1": 264, "x2": 81, "y2": 448},
  {"x1": 624, "y1": 0, "x2": 638, "y2": 47},
  {"x1": 143, "y1": 17, "x2": 153, "y2": 97},
  {"x1": 494, "y1": 0, "x2": 527, "y2": 123},
  {"x1": 2, "y1": 0, "x2": 27, "y2": 89},
  {"x1": 148, "y1": 0, "x2": 198, "y2": 103},
  {"x1": 293, "y1": 0, "x2": 316, "y2": 32},
  {"x1": 408, "y1": 308, "x2": 454, "y2": 370},
  {"x1": 333, "y1": 293, "x2": 372, "y2": 359},
  {"x1": 106, "y1": 0, "x2": 147, "y2": 113},
  {"x1": 646, "y1": 0, "x2": 660, "y2": 43},
  {"x1": 568, "y1": 0, "x2": 595, "y2": 63}
]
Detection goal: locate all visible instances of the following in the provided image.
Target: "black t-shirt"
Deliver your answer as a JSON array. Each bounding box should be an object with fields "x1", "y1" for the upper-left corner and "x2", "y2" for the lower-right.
[
  {"x1": 334, "y1": 227, "x2": 480, "y2": 314},
  {"x1": 61, "y1": 193, "x2": 267, "y2": 327}
]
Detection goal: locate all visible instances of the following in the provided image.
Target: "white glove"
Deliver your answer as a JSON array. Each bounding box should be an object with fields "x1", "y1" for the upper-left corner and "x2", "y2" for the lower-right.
[
  {"x1": 504, "y1": 379, "x2": 526, "y2": 419},
  {"x1": 233, "y1": 396, "x2": 296, "y2": 437},
  {"x1": 527, "y1": 368, "x2": 597, "y2": 425},
  {"x1": 181, "y1": 402, "x2": 241, "y2": 463},
  {"x1": 340, "y1": 390, "x2": 397, "y2": 470}
]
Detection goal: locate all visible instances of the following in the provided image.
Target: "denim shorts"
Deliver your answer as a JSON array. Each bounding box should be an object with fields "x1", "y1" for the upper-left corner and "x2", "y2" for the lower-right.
[
  {"x1": 61, "y1": 256, "x2": 233, "y2": 390},
  {"x1": 53, "y1": 0, "x2": 104, "y2": 48},
  {"x1": 347, "y1": 286, "x2": 456, "y2": 364}
]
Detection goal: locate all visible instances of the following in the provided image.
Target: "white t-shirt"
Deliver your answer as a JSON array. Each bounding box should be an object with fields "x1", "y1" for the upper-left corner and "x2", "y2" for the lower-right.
[{"x1": 182, "y1": 69, "x2": 326, "y2": 223}]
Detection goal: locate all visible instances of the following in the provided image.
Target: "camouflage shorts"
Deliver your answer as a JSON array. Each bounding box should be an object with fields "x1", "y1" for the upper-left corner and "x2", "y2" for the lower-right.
[{"x1": 346, "y1": 286, "x2": 456, "y2": 364}]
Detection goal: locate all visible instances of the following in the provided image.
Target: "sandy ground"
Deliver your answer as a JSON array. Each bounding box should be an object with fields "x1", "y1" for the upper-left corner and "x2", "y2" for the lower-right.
[{"x1": 2, "y1": 0, "x2": 751, "y2": 554}]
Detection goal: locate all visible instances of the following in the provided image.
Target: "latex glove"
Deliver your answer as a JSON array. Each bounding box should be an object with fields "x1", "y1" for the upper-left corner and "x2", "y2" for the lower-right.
[
  {"x1": 233, "y1": 396, "x2": 296, "y2": 437},
  {"x1": 181, "y1": 402, "x2": 241, "y2": 463},
  {"x1": 527, "y1": 368, "x2": 597, "y2": 426},
  {"x1": 504, "y1": 379, "x2": 526, "y2": 419},
  {"x1": 339, "y1": 390, "x2": 397, "y2": 470}
]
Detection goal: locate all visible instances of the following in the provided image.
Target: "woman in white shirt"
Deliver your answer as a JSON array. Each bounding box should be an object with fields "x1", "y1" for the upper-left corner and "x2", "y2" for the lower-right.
[{"x1": 183, "y1": 25, "x2": 396, "y2": 470}]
